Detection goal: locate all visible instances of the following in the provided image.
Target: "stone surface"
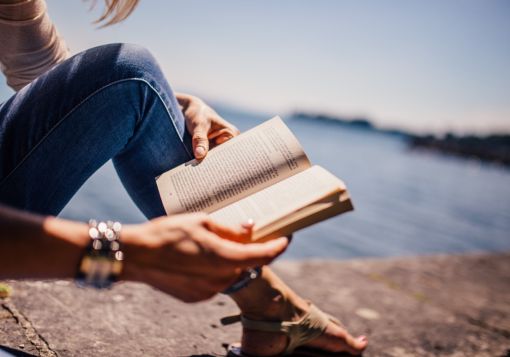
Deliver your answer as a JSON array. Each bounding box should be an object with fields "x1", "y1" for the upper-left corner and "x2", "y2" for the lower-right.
[
  {"x1": 0, "y1": 303, "x2": 39, "y2": 356},
  {"x1": 1, "y1": 252, "x2": 509, "y2": 356}
]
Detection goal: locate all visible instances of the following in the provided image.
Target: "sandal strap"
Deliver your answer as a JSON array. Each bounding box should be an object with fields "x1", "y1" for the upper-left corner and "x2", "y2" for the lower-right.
[
  {"x1": 220, "y1": 314, "x2": 242, "y2": 326},
  {"x1": 239, "y1": 304, "x2": 331, "y2": 355},
  {"x1": 240, "y1": 315, "x2": 291, "y2": 334},
  {"x1": 284, "y1": 304, "x2": 330, "y2": 354}
]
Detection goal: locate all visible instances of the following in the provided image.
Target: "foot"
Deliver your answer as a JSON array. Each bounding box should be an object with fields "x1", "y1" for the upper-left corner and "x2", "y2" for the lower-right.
[{"x1": 230, "y1": 267, "x2": 368, "y2": 356}]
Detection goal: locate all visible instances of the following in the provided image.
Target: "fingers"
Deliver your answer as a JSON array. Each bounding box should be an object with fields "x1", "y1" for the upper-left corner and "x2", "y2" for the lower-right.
[
  {"x1": 183, "y1": 97, "x2": 238, "y2": 159},
  {"x1": 202, "y1": 215, "x2": 287, "y2": 267},
  {"x1": 207, "y1": 127, "x2": 234, "y2": 140},
  {"x1": 204, "y1": 218, "x2": 254, "y2": 243},
  {"x1": 211, "y1": 235, "x2": 289, "y2": 268},
  {"x1": 207, "y1": 113, "x2": 239, "y2": 146},
  {"x1": 192, "y1": 122, "x2": 211, "y2": 159},
  {"x1": 208, "y1": 127, "x2": 239, "y2": 146},
  {"x1": 192, "y1": 119, "x2": 237, "y2": 158}
]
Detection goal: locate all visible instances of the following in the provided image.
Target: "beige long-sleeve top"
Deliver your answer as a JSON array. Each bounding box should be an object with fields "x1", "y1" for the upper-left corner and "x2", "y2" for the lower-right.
[{"x1": 0, "y1": 0, "x2": 68, "y2": 91}]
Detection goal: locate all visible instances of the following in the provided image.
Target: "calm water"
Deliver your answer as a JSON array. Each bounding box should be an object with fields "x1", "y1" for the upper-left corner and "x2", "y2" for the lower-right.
[{"x1": 60, "y1": 107, "x2": 510, "y2": 259}]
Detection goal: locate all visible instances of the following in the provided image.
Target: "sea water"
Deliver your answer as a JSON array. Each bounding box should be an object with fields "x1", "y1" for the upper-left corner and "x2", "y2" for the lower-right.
[{"x1": 59, "y1": 108, "x2": 510, "y2": 259}]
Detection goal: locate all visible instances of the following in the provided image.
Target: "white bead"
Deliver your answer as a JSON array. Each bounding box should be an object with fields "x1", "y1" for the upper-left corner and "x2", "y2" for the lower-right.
[
  {"x1": 97, "y1": 222, "x2": 107, "y2": 233},
  {"x1": 114, "y1": 251, "x2": 124, "y2": 261},
  {"x1": 113, "y1": 222, "x2": 122, "y2": 232},
  {"x1": 92, "y1": 240, "x2": 102, "y2": 250},
  {"x1": 89, "y1": 227, "x2": 99, "y2": 239},
  {"x1": 105, "y1": 229, "x2": 115, "y2": 241}
]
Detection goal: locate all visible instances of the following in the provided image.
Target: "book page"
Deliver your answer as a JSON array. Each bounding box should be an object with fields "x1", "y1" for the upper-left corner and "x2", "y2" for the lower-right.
[
  {"x1": 209, "y1": 166, "x2": 348, "y2": 230},
  {"x1": 252, "y1": 193, "x2": 353, "y2": 242},
  {"x1": 157, "y1": 117, "x2": 311, "y2": 214}
]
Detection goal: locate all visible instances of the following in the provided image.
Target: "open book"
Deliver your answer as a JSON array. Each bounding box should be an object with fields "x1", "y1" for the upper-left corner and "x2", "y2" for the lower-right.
[{"x1": 156, "y1": 117, "x2": 353, "y2": 242}]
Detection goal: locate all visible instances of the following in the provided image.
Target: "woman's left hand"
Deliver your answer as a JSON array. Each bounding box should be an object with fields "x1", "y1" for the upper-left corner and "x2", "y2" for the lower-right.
[{"x1": 176, "y1": 93, "x2": 240, "y2": 160}]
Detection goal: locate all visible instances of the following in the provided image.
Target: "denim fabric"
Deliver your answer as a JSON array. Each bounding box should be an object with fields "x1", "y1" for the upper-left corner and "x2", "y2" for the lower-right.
[{"x1": 0, "y1": 43, "x2": 193, "y2": 219}]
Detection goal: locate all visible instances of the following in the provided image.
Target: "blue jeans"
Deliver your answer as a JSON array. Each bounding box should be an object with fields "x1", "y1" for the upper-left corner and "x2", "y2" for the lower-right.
[{"x1": 0, "y1": 43, "x2": 193, "y2": 219}]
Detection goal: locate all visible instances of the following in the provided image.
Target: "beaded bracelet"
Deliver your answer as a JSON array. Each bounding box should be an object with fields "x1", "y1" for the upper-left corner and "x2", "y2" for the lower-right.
[{"x1": 75, "y1": 220, "x2": 124, "y2": 289}]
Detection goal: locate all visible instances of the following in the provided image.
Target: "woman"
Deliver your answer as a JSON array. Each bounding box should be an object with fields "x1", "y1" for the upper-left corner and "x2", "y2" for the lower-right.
[{"x1": 0, "y1": 0, "x2": 368, "y2": 355}]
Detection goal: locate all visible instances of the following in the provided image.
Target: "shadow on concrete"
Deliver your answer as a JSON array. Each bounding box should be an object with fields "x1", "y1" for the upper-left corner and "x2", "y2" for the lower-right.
[{"x1": 0, "y1": 346, "x2": 37, "y2": 357}]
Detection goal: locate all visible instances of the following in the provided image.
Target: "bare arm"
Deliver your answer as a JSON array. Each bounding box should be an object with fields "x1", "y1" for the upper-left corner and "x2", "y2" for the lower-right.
[
  {"x1": 0, "y1": 205, "x2": 288, "y2": 302},
  {"x1": 0, "y1": 204, "x2": 88, "y2": 279}
]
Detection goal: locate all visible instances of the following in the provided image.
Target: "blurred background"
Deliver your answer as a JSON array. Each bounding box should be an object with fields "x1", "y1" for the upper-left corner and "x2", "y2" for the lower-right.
[{"x1": 1, "y1": 0, "x2": 509, "y2": 259}]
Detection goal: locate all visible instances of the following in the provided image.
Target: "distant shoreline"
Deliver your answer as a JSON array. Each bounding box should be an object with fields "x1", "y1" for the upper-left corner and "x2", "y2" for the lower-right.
[{"x1": 291, "y1": 112, "x2": 510, "y2": 167}]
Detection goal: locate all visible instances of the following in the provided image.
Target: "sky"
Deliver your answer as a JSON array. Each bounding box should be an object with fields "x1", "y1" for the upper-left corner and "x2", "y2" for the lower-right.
[{"x1": 1, "y1": 0, "x2": 509, "y2": 134}]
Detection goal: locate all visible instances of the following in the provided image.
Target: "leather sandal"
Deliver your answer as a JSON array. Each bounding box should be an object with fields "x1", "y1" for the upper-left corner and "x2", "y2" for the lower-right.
[{"x1": 221, "y1": 303, "x2": 356, "y2": 356}]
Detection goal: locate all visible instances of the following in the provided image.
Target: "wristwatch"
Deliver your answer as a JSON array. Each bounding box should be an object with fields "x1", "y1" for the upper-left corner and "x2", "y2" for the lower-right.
[
  {"x1": 75, "y1": 220, "x2": 124, "y2": 289},
  {"x1": 222, "y1": 266, "x2": 262, "y2": 294}
]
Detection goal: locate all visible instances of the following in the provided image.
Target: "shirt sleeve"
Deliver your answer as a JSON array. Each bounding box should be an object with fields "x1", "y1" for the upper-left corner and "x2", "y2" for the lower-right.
[{"x1": 0, "y1": 0, "x2": 69, "y2": 91}]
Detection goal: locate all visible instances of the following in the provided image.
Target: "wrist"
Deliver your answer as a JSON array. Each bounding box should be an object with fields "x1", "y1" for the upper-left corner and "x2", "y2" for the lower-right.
[
  {"x1": 40, "y1": 217, "x2": 89, "y2": 279},
  {"x1": 75, "y1": 220, "x2": 125, "y2": 288},
  {"x1": 118, "y1": 224, "x2": 145, "y2": 283},
  {"x1": 43, "y1": 216, "x2": 89, "y2": 248}
]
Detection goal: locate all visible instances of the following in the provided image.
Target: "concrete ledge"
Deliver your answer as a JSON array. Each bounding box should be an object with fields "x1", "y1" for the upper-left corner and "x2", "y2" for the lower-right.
[{"x1": 1, "y1": 252, "x2": 509, "y2": 356}]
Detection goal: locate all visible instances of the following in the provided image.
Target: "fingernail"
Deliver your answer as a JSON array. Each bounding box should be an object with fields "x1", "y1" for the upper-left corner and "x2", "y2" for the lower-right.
[
  {"x1": 358, "y1": 335, "x2": 367, "y2": 342},
  {"x1": 241, "y1": 219, "x2": 254, "y2": 230},
  {"x1": 195, "y1": 146, "x2": 206, "y2": 158}
]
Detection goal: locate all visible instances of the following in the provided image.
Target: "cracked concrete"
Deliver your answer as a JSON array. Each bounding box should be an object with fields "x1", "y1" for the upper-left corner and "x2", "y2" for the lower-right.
[
  {"x1": 1, "y1": 252, "x2": 509, "y2": 356},
  {"x1": 1, "y1": 302, "x2": 56, "y2": 357}
]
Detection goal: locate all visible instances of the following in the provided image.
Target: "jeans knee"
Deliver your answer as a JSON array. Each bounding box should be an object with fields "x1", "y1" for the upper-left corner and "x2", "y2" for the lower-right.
[
  {"x1": 87, "y1": 43, "x2": 163, "y2": 84},
  {"x1": 116, "y1": 43, "x2": 160, "y2": 77}
]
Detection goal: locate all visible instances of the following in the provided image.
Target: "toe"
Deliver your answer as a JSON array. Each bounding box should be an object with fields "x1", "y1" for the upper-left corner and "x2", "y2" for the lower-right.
[
  {"x1": 342, "y1": 333, "x2": 368, "y2": 355},
  {"x1": 305, "y1": 322, "x2": 368, "y2": 355}
]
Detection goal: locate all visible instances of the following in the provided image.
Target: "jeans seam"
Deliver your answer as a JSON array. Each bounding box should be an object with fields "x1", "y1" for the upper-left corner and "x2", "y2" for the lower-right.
[
  {"x1": 137, "y1": 80, "x2": 193, "y2": 159},
  {"x1": 0, "y1": 78, "x2": 192, "y2": 188}
]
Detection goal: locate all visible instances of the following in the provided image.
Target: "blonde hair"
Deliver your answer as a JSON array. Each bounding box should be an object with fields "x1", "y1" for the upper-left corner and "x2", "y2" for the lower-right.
[{"x1": 90, "y1": 0, "x2": 140, "y2": 27}]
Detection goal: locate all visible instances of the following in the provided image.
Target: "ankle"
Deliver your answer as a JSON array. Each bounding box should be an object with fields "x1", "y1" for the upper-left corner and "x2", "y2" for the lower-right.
[
  {"x1": 230, "y1": 267, "x2": 308, "y2": 321},
  {"x1": 239, "y1": 289, "x2": 290, "y2": 321}
]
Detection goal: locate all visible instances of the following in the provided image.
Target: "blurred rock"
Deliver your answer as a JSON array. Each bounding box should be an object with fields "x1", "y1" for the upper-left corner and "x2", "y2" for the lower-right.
[{"x1": 409, "y1": 133, "x2": 510, "y2": 167}]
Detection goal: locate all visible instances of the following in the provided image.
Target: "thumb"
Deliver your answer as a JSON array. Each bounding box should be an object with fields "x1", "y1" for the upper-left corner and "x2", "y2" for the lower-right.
[{"x1": 192, "y1": 125, "x2": 210, "y2": 160}]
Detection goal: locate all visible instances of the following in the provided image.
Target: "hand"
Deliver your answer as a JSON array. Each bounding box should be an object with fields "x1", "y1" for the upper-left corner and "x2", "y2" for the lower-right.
[
  {"x1": 121, "y1": 213, "x2": 289, "y2": 302},
  {"x1": 176, "y1": 93, "x2": 240, "y2": 159}
]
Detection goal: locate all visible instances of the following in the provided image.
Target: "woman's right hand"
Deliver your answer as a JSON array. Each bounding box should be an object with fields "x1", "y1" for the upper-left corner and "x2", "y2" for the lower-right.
[{"x1": 120, "y1": 213, "x2": 289, "y2": 302}]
